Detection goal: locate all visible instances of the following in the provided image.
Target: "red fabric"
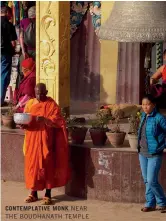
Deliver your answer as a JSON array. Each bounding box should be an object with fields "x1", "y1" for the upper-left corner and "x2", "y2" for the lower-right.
[
  {"x1": 16, "y1": 106, "x2": 24, "y2": 113},
  {"x1": 151, "y1": 65, "x2": 166, "y2": 99},
  {"x1": 151, "y1": 79, "x2": 166, "y2": 108},
  {"x1": 14, "y1": 70, "x2": 36, "y2": 105},
  {"x1": 151, "y1": 80, "x2": 166, "y2": 97},
  {"x1": 20, "y1": 18, "x2": 35, "y2": 50},
  {"x1": 162, "y1": 65, "x2": 166, "y2": 81},
  {"x1": 16, "y1": 95, "x2": 30, "y2": 113},
  {"x1": 21, "y1": 58, "x2": 35, "y2": 70},
  {"x1": 24, "y1": 97, "x2": 71, "y2": 190}
]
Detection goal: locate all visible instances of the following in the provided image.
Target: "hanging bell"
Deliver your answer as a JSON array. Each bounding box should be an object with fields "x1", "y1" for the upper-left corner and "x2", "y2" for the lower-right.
[{"x1": 98, "y1": 1, "x2": 166, "y2": 42}]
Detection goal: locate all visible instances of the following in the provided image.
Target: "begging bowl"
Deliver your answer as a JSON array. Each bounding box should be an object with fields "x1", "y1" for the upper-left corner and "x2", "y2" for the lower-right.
[{"x1": 14, "y1": 113, "x2": 32, "y2": 125}]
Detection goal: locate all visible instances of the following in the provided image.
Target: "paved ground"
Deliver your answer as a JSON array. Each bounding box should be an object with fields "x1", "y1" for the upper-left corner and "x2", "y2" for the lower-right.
[{"x1": 1, "y1": 181, "x2": 166, "y2": 221}]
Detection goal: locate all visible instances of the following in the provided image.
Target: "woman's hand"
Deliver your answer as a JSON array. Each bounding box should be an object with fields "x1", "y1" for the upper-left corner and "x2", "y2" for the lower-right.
[
  {"x1": 12, "y1": 105, "x2": 18, "y2": 112},
  {"x1": 150, "y1": 78, "x2": 158, "y2": 85},
  {"x1": 23, "y1": 52, "x2": 29, "y2": 59}
]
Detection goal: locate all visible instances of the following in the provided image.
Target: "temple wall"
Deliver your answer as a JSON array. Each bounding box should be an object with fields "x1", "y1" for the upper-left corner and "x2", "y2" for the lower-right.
[
  {"x1": 100, "y1": 1, "x2": 118, "y2": 105},
  {"x1": 2, "y1": 131, "x2": 166, "y2": 203}
]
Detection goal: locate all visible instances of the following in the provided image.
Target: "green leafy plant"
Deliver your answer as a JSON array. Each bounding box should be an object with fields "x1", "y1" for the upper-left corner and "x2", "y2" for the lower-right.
[
  {"x1": 109, "y1": 115, "x2": 121, "y2": 133},
  {"x1": 3, "y1": 102, "x2": 16, "y2": 116},
  {"x1": 91, "y1": 110, "x2": 111, "y2": 130},
  {"x1": 61, "y1": 108, "x2": 86, "y2": 130},
  {"x1": 128, "y1": 112, "x2": 141, "y2": 135}
]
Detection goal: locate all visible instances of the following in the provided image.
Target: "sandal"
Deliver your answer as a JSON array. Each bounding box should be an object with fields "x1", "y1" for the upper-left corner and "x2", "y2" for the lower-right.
[
  {"x1": 141, "y1": 207, "x2": 156, "y2": 212},
  {"x1": 41, "y1": 197, "x2": 52, "y2": 205},
  {"x1": 24, "y1": 195, "x2": 38, "y2": 203},
  {"x1": 156, "y1": 206, "x2": 166, "y2": 213}
]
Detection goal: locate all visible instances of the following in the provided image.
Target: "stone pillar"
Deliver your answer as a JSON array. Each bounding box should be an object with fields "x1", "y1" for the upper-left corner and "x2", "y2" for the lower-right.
[
  {"x1": 100, "y1": 1, "x2": 118, "y2": 105},
  {"x1": 116, "y1": 43, "x2": 149, "y2": 104},
  {"x1": 36, "y1": 1, "x2": 70, "y2": 109},
  {"x1": 116, "y1": 43, "x2": 141, "y2": 104}
]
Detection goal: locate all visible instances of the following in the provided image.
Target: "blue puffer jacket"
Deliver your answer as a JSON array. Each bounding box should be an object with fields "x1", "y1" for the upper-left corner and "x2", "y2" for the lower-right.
[{"x1": 138, "y1": 108, "x2": 166, "y2": 154}]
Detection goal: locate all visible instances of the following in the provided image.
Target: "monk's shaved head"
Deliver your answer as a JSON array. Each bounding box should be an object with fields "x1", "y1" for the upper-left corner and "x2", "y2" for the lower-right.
[
  {"x1": 35, "y1": 83, "x2": 47, "y2": 91},
  {"x1": 35, "y1": 83, "x2": 48, "y2": 102}
]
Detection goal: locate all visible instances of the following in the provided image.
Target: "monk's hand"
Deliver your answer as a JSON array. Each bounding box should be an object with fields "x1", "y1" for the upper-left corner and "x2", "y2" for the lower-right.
[
  {"x1": 18, "y1": 124, "x2": 28, "y2": 130},
  {"x1": 36, "y1": 116, "x2": 45, "y2": 122}
]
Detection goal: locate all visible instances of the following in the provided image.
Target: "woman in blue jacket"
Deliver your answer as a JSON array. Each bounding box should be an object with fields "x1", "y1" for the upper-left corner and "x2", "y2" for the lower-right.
[{"x1": 138, "y1": 94, "x2": 166, "y2": 212}]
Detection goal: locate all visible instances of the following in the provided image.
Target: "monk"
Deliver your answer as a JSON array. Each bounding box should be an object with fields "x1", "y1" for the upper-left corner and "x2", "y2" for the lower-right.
[
  {"x1": 14, "y1": 58, "x2": 36, "y2": 112},
  {"x1": 21, "y1": 83, "x2": 70, "y2": 205},
  {"x1": 150, "y1": 49, "x2": 166, "y2": 108}
]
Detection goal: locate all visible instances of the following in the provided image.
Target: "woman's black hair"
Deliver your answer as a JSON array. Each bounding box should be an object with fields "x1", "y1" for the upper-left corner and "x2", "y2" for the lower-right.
[{"x1": 142, "y1": 94, "x2": 157, "y2": 105}]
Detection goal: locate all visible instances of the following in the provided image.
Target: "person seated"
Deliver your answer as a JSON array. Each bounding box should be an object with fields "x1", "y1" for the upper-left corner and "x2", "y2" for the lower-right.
[
  {"x1": 150, "y1": 49, "x2": 166, "y2": 108},
  {"x1": 14, "y1": 58, "x2": 36, "y2": 112}
]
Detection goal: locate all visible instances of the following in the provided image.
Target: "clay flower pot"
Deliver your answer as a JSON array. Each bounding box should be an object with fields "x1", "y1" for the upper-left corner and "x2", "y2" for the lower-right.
[
  {"x1": 2, "y1": 115, "x2": 16, "y2": 129},
  {"x1": 89, "y1": 128, "x2": 108, "y2": 146},
  {"x1": 69, "y1": 127, "x2": 88, "y2": 145},
  {"x1": 106, "y1": 131, "x2": 126, "y2": 147},
  {"x1": 128, "y1": 133, "x2": 138, "y2": 149}
]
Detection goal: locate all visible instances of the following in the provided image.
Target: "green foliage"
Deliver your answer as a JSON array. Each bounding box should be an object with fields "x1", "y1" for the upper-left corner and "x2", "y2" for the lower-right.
[
  {"x1": 109, "y1": 115, "x2": 121, "y2": 133},
  {"x1": 91, "y1": 110, "x2": 111, "y2": 130},
  {"x1": 4, "y1": 102, "x2": 15, "y2": 116},
  {"x1": 61, "y1": 108, "x2": 86, "y2": 130},
  {"x1": 128, "y1": 112, "x2": 141, "y2": 135}
]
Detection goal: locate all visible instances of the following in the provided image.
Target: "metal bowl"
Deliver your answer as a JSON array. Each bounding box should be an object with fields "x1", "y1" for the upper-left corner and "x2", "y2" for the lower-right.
[{"x1": 14, "y1": 113, "x2": 32, "y2": 125}]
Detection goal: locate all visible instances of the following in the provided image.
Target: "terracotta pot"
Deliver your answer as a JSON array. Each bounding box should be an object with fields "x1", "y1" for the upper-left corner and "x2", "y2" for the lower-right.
[
  {"x1": 128, "y1": 133, "x2": 138, "y2": 149},
  {"x1": 89, "y1": 128, "x2": 107, "y2": 146},
  {"x1": 2, "y1": 115, "x2": 16, "y2": 129},
  {"x1": 69, "y1": 127, "x2": 88, "y2": 145},
  {"x1": 106, "y1": 132, "x2": 126, "y2": 147}
]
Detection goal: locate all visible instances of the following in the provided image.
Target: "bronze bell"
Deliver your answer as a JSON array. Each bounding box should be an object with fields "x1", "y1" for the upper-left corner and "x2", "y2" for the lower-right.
[{"x1": 98, "y1": 1, "x2": 166, "y2": 42}]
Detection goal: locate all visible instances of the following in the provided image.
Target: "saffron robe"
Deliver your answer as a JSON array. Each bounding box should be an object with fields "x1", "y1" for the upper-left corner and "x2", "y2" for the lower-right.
[{"x1": 23, "y1": 97, "x2": 70, "y2": 190}]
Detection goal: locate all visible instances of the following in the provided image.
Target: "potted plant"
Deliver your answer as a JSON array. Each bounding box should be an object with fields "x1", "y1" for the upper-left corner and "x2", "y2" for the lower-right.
[
  {"x1": 1, "y1": 102, "x2": 16, "y2": 129},
  {"x1": 89, "y1": 110, "x2": 110, "y2": 146},
  {"x1": 128, "y1": 112, "x2": 141, "y2": 149},
  {"x1": 106, "y1": 115, "x2": 126, "y2": 147},
  {"x1": 67, "y1": 118, "x2": 88, "y2": 145},
  {"x1": 61, "y1": 109, "x2": 87, "y2": 144}
]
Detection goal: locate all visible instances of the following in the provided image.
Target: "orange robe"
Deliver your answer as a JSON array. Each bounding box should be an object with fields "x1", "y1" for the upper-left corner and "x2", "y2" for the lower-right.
[{"x1": 24, "y1": 97, "x2": 70, "y2": 190}]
